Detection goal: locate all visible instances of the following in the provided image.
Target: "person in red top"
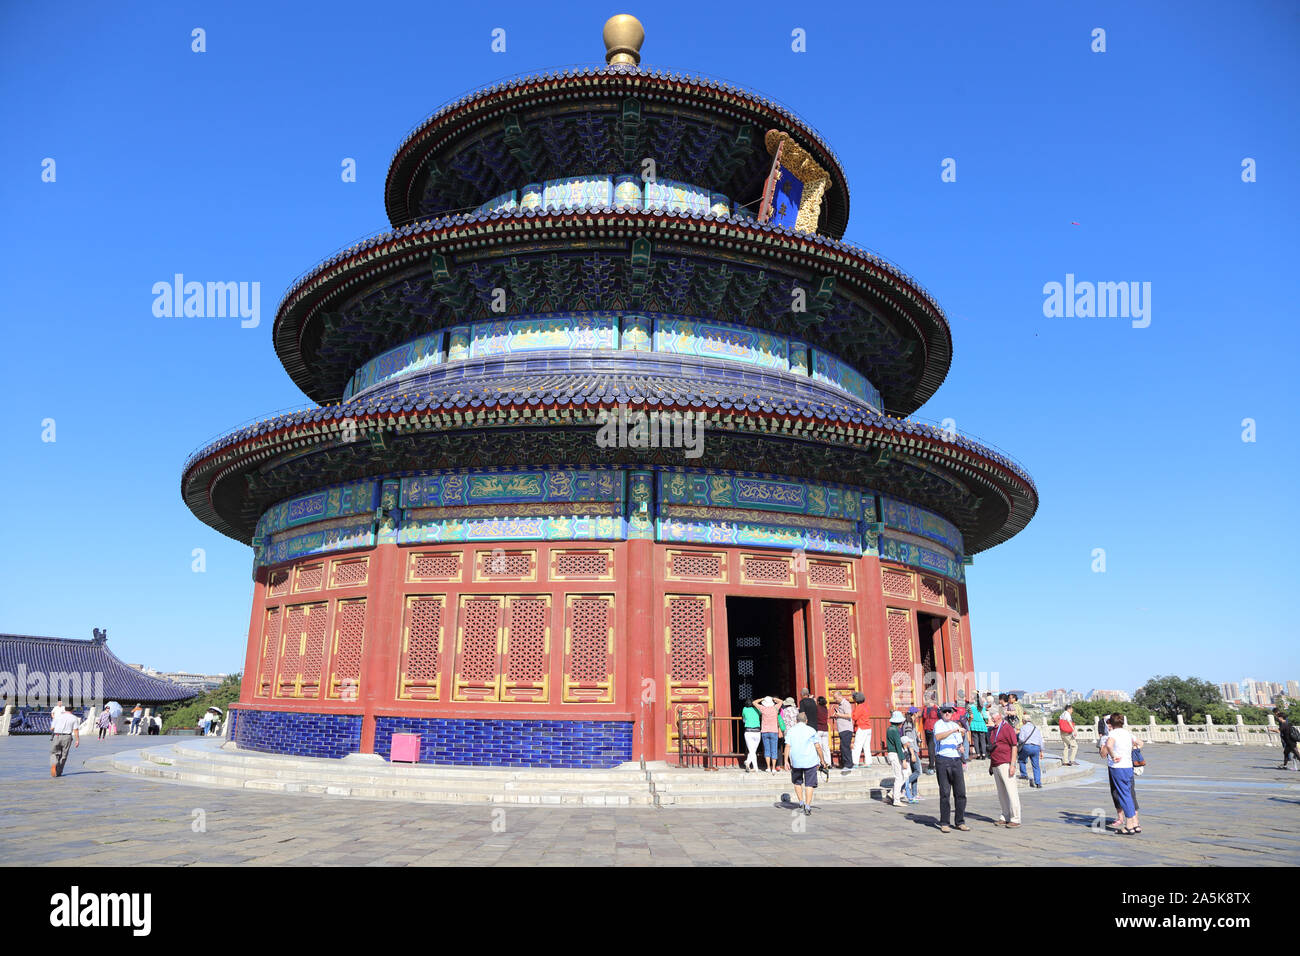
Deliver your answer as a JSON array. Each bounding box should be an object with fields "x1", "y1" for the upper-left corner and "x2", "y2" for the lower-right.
[
  {"x1": 987, "y1": 705, "x2": 1021, "y2": 827},
  {"x1": 849, "y1": 692, "x2": 873, "y2": 770},
  {"x1": 921, "y1": 696, "x2": 941, "y2": 774},
  {"x1": 1058, "y1": 703, "x2": 1078, "y2": 766}
]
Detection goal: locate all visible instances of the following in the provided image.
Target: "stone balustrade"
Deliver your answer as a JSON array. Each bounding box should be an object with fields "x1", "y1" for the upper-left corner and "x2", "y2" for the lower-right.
[{"x1": 1021, "y1": 712, "x2": 1285, "y2": 746}]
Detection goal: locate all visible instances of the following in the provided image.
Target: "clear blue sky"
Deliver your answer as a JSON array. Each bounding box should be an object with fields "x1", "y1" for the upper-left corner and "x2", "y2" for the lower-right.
[{"x1": 2, "y1": 0, "x2": 1297, "y2": 693}]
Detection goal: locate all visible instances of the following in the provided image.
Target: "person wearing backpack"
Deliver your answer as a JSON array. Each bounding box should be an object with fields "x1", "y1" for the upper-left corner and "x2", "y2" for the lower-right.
[
  {"x1": 1058, "y1": 704, "x2": 1079, "y2": 766},
  {"x1": 1274, "y1": 710, "x2": 1300, "y2": 770}
]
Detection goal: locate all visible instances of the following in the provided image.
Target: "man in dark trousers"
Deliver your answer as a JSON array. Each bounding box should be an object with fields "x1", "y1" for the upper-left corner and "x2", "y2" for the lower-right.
[
  {"x1": 1275, "y1": 709, "x2": 1300, "y2": 770},
  {"x1": 932, "y1": 704, "x2": 969, "y2": 833}
]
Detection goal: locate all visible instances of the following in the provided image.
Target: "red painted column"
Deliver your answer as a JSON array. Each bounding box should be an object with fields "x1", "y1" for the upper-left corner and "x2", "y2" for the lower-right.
[
  {"x1": 238, "y1": 569, "x2": 266, "y2": 703},
  {"x1": 358, "y1": 543, "x2": 400, "y2": 753},
  {"x1": 856, "y1": 554, "x2": 892, "y2": 715},
  {"x1": 625, "y1": 537, "x2": 655, "y2": 763}
]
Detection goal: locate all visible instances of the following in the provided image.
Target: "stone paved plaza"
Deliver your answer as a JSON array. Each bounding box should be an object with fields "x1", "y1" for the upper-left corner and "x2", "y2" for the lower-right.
[{"x1": 1, "y1": 736, "x2": 1297, "y2": 866}]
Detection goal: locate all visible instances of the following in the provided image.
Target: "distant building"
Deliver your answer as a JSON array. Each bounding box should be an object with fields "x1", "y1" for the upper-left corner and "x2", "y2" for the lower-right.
[
  {"x1": 1287, "y1": 681, "x2": 1300, "y2": 698},
  {"x1": 1220, "y1": 682, "x2": 1240, "y2": 702},
  {"x1": 129, "y1": 665, "x2": 228, "y2": 693},
  {"x1": 1087, "y1": 689, "x2": 1131, "y2": 703}
]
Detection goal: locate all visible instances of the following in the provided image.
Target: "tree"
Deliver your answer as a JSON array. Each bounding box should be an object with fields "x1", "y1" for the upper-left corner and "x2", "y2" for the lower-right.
[
  {"x1": 1133, "y1": 675, "x2": 1222, "y2": 723},
  {"x1": 158, "y1": 674, "x2": 242, "y2": 733},
  {"x1": 1052, "y1": 700, "x2": 1155, "y2": 726}
]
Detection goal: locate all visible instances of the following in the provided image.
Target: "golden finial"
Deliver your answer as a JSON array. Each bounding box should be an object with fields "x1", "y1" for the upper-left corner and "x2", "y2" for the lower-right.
[{"x1": 603, "y1": 14, "x2": 644, "y2": 66}]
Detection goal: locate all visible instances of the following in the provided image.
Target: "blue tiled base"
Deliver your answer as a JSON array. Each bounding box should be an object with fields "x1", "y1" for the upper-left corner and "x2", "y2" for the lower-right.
[
  {"x1": 374, "y1": 716, "x2": 633, "y2": 769},
  {"x1": 232, "y1": 708, "x2": 362, "y2": 759}
]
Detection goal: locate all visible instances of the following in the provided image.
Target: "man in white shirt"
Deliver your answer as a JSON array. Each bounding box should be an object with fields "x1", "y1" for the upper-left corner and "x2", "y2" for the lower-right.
[
  {"x1": 1058, "y1": 704, "x2": 1078, "y2": 766},
  {"x1": 784, "y1": 712, "x2": 828, "y2": 816},
  {"x1": 50, "y1": 707, "x2": 81, "y2": 777}
]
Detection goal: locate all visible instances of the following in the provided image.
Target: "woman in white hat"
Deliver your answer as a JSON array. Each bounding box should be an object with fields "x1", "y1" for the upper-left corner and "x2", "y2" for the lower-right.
[{"x1": 885, "y1": 711, "x2": 907, "y2": 805}]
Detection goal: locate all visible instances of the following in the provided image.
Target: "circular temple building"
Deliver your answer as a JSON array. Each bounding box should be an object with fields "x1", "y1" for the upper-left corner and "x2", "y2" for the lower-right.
[{"x1": 183, "y1": 16, "x2": 1037, "y2": 767}]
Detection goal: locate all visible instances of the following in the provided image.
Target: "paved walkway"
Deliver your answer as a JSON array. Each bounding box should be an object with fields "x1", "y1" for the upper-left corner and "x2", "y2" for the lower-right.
[{"x1": 1, "y1": 736, "x2": 1297, "y2": 866}]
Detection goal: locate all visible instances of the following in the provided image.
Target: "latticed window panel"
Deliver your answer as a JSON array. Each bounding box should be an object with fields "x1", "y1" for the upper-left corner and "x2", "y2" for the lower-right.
[
  {"x1": 736, "y1": 659, "x2": 754, "y2": 676},
  {"x1": 944, "y1": 581, "x2": 961, "y2": 612},
  {"x1": 665, "y1": 550, "x2": 726, "y2": 582},
  {"x1": 256, "y1": 606, "x2": 281, "y2": 697},
  {"x1": 329, "y1": 557, "x2": 369, "y2": 590},
  {"x1": 821, "y1": 601, "x2": 859, "y2": 698},
  {"x1": 808, "y1": 560, "x2": 853, "y2": 589},
  {"x1": 563, "y1": 594, "x2": 616, "y2": 703},
  {"x1": 919, "y1": 575, "x2": 944, "y2": 606},
  {"x1": 950, "y1": 618, "x2": 964, "y2": 672},
  {"x1": 735, "y1": 635, "x2": 761, "y2": 648},
  {"x1": 502, "y1": 596, "x2": 550, "y2": 702},
  {"x1": 327, "y1": 598, "x2": 366, "y2": 700},
  {"x1": 407, "y1": 551, "x2": 462, "y2": 583},
  {"x1": 551, "y1": 549, "x2": 614, "y2": 580},
  {"x1": 398, "y1": 594, "x2": 445, "y2": 700},
  {"x1": 664, "y1": 594, "x2": 713, "y2": 752},
  {"x1": 886, "y1": 607, "x2": 917, "y2": 707},
  {"x1": 293, "y1": 563, "x2": 325, "y2": 593},
  {"x1": 454, "y1": 596, "x2": 505, "y2": 701},
  {"x1": 275, "y1": 602, "x2": 328, "y2": 699},
  {"x1": 474, "y1": 549, "x2": 536, "y2": 583},
  {"x1": 740, "y1": 555, "x2": 794, "y2": 586},
  {"x1": 266, "y1": 569, "x2": 291, "y2": 598},
  {"x1": 881, "y1": 567, "x2": 915, "y2": 600}
]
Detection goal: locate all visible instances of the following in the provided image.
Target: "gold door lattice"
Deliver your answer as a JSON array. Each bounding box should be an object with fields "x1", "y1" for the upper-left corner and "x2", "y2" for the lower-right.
[
  {"x1": 275, "y1": 602, "x2": 328, "y2": 699},
  {"x1": 664, "y1": 594, "x2": 713, "y2": 752},
  {"x1": 502, "y1": 596, "x2": 551, "y2": 703},
  {"x1": 327, "y1": 598, "x2": 366, "y2": 700},
  {"x1": 399, "y1": 594, "x2": 445, "y2": 700},
  {"x1": 453, "y1": 595, "x2": 505, "y2": 701},
  {"x1": 562, "y1": 594, "x2": 616, "y2": 703},
  {"x1": 821, "y1": 601, "x2": 859, "y2": 700},
  {"x1": 886, "y1": 607, "x2": 916, "y2": 707}
]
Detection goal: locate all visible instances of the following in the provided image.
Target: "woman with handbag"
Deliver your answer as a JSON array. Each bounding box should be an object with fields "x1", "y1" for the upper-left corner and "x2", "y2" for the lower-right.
[{"x1": 1100, "y1": 713, "x2": 1143, "y2": 834}]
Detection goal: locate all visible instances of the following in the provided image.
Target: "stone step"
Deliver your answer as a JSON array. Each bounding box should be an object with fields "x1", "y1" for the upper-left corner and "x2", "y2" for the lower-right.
[
  {"x1": 105, "y1": 741, "x2": 1091, "y2": 808},
  {"x1": 109, "y1": 750, "x2": 654, "y2": 805}
]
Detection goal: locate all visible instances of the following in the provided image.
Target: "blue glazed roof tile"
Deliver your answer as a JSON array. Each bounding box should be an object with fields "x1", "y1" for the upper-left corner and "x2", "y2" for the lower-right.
[{"x1": 0, "y1": 634, "x2": 201, "y2": 704}]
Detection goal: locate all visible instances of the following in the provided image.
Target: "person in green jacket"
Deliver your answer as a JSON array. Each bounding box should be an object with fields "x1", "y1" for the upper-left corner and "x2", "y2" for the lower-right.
[
  {"x1": 968, "y1": 699, "x2": 989, "y2": 759},
  {"x1": 741, "y1": 702, "x2": 762, "y2": 772},
  {"x1": 885, "y1": 711, "x2": 907, "y2": 805}
]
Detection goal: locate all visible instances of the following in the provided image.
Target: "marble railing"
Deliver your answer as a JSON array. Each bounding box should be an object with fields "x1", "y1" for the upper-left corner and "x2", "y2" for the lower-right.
[{"x1": 1017, "y1": 713, "x2": 1286, "y2": 747}]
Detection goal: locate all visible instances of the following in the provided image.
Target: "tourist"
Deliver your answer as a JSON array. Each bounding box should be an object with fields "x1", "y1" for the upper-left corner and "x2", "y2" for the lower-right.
[
  {"x1": 150, "y1": 714, "x2": 162, "y2": 735},
  {"x1": 814, "y1": 696, "x2": 831, "y2": 777},
  {"x1": 1100, "y1": 713, "x2": 1141, "y2": 834},
  {"x1": 884, "y1": 711, "x2": 906, "y2": 805},
  {"x1": 51, "y1": 699, "x2": 66, "y2": 720},
  {"x1": 784, "y1": 712, "x2": 828, "y2": 817},
  {"x1": 986, "y1": 705, "x2": 1021, "y2": 827},
  {"x1": 1097, "y1": 714, "x2": 1139, "y2": 830},
  {"x1": 954, "y1": 691, "x2": 971, "y2": 761},
  {"x1": 753, "y1": 696, "x2": 782, "y2": 774},
  {"x1": 49, "y1": 705, "x2": 81, "y2": 777},
  {"x1": 834, "y1": 692, "x2": 855, "y2": 774},
  {"x1": 1017, "y1": 714, "x2": 1045, "y2": 788},
  {"x1": 200, "y1": 710, "x2": 213, "y2": 736},
  {"x1": 741, "y1": 700, "x2": 762, "y2": 772},
  {"x1": 798, "y1": 688, "x2": 817, "y2": 727},
  {"x1": 901, "y1": 719, "x2": 922, "y2": 803},
  {"x1": 779, "y1": 698, "x2": 799, "y2": 766},
  {"x1": 1096, "y1": 712, "x2": 1109, "y2": 737},
  {"x1": 850, "y1": 691, "x2": 873, "y2": 769},
  {"x1": 968, "y1": 696, "x2": 989, "y2": 759},
  {"x1": 95, "y1": 706, "x2": 112, "y2": 741},
  {"x1": 932, "y1": 704, "x2": 968, "y2": 832},
  {"x1": 1059, "y1": 704, "x2": 1079, "y2": 766},
  {"x1": 921, "y1": 695, "x2": 941, "y2": 774},
  {"x1": 1008, "y1": 694, "x2": 1026, "y2": 725},
  {"x1": 1273, "y1": 709, "x2": 1300, "y2": 770},
  {"x1": 130, "y1": 703, "x2": 143, "y2": 736}
]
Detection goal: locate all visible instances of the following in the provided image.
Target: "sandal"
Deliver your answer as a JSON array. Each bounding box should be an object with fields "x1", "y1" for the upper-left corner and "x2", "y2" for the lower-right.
[
  {"x1": 1131, "y1": 826, "x2": 1142, "y2": 834},
  {"x1": 1116, "y1": 827, "x2": 1136, "y2": 835}
]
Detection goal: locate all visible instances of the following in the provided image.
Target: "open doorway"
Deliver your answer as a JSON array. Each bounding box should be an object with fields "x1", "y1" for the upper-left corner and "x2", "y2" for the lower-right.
[
  {"x1": 726, "y1": 597, "x2": 807, "y2": 717},
  {"x1": 917, "y1": 612, "x2": 947, "y2": 702}
]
